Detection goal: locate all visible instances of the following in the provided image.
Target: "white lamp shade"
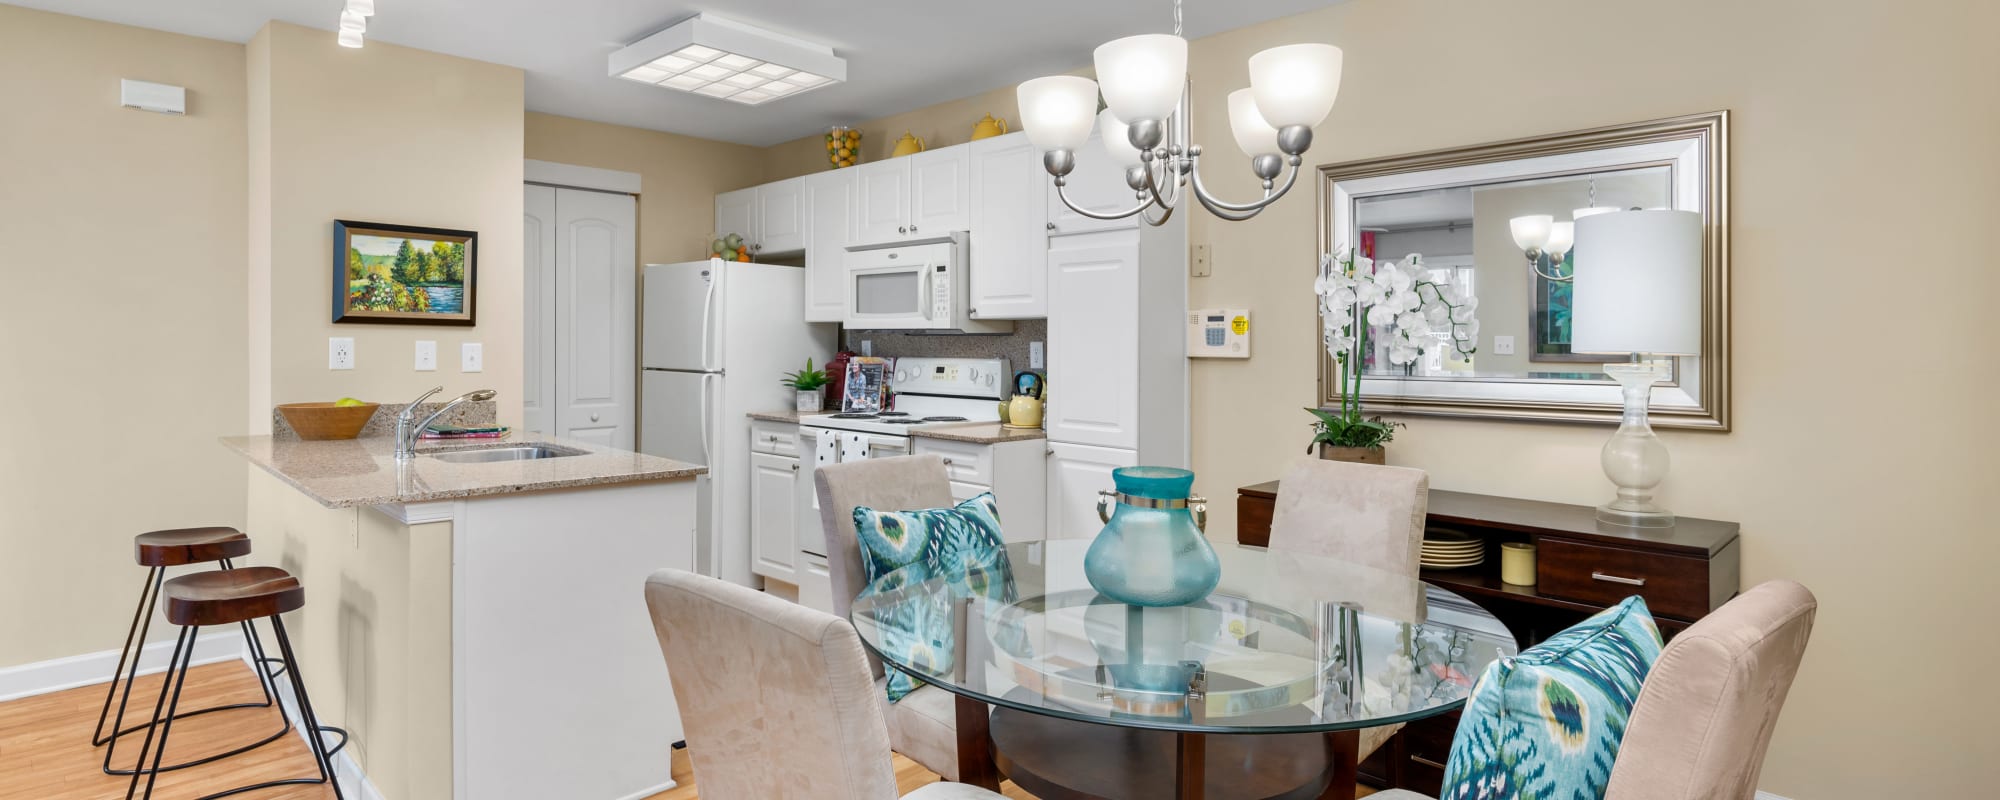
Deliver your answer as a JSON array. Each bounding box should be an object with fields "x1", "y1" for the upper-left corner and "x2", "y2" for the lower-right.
[
  {"x1": 1093, "y1": 34, "x2": 1187, "y2": 123},
  {"x1": 1017, "y1": 76, "x2": 1100, "y2": 153},
  {"x1": 1572, "y1": 210, "x2": 1703, "y2": 355},
  {"x1": 1248, "y1": 43, "x2": 1342, "y2": 128},
  {"x1": 1098, "y1": 110, "x2": 1144, "y2": 167},
  {"x1": 346, "y1": 0, "x2": 375, "y2": 16},
  {"x1": 1573, "y1": 206, "x2": 1620, "y2": 220},
  {"x1": 1545, "y1": 221, "x2": 1575, "y2": 258},
  {"x1": 1227, "y1": 89, "x2": 1281, "y2": 158},
  {"x1": 339, "y1": 10, "x2": 367, "y2": 32},
  {"x1": 1509, "y1": 214, "x2": 1552, "y2": 251}
]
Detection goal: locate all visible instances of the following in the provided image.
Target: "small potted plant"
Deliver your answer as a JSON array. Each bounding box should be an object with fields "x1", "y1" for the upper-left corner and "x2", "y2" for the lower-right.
[
  {"x1": 1305, "y1": 407, "x2": 1402, "y2": 464},
  {"x1": 781, "y1": 358, "x2": 829, "y2": 413}
]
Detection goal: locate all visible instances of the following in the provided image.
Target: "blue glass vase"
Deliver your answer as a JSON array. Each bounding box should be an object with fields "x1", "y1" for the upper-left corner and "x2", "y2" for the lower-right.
[{"x1": 1083, "y1": 467, "x2": 1221, "y2": 607}]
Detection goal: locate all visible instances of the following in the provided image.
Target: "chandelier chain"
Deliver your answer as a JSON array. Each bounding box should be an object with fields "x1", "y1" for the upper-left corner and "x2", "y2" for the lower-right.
[{"x1": 1173, "y1": 0, "x2": 1183, "y2": 36}]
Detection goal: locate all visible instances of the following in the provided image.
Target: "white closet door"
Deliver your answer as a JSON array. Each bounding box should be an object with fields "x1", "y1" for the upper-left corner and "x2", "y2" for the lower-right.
[
  {"x1": 523, "y1": 185, "x2": 558, "y2": 435},
  {"x1": 554, "y1": 189, "x2": 637, "y2": 449}
]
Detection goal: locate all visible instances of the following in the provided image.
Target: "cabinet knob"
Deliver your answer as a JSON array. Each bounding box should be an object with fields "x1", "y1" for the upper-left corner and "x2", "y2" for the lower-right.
[
  {"x1": 899, "y1": 226, "x2": 908, "y2": 234},
  {"x1": 1046, "y1": 222, "x2": 1056, "y2": 231},
  {"x1": 942, "y1": 458, "x2": 954, "y2": 465},
  {"x1": 791, "y1": 463, "x2": 800, "y2": 472},
  {"x1": 589, "y1": 413, "x2": 600, "y2": 422},
  {"x1": 910, "y1": 225, "x2": 918, "y2": 233}
]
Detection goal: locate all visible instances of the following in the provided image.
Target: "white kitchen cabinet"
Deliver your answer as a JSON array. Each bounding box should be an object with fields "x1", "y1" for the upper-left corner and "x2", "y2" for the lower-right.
[
  {"x1": 757, "y1": 176, "x2": 809, "y2": 254},
  {"x1": 796, "y1": 552, "x2": 834, "y2": 615},
  {"x1": 715, "y1": 186, "x2": 758, "y2": 248},
  {"x1": 855, "y1": 158, "x2": 913, "y2": 244},
  {"x1": 1046, "y1": 132, "x2": 1142, "y2": 236},
  {"x1": 910, "y1": 145, "x2": 971, "y2": 237},
  {"x1": 1046, "y1": 231, "x2": 1141, "y2": 449},
  {"x1": 1046, "y1": 441, "x2": 1137, "y2": 540},
  {"x1": 968, "y1": 132, "x2": 1048, "y2": 319},
  {"x1": 854, "y1": 143, "x2": 972, "y2": 246},
  {"x1": 749, "y1": 451, "x2": 800, "y2": 582},
  {"x1": 915, "y1": 436, "x2": 1048, "y2": 542},
  {"x1": 805, "y1": 169, "x2": 857, "y2": 321}
]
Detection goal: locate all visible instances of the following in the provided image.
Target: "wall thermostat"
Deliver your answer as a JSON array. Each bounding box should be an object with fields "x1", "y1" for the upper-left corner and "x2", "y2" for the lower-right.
[{"x1": 1187, "y1": 308, "x2": 1250, "y2": 358}]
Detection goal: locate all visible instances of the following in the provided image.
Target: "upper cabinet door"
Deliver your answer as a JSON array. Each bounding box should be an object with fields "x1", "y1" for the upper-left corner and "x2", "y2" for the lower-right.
[
  {"x1": 715, "y1": 186, "x2": 759, "y2": 250},
  {"x1": 1045, "y1": 231, "x2": 1140, "y2": 449},
  {"x1": 1046, "y1": 132, "x2": 1140, "y2": 236},
  {"x1": 757, "y1": 177, "x2": 808, "y2": 255},
  {"x1": 968, "y1": 132, "x2": 1048, "y2": 319},
  {"x1": 909, "y1": 145, "x2": 970, "y2": 237},
  {"x1": 854, "y1": 158, "x2": 912, "y2": 245},
  {"x1": 805, "y1": 169, "x2": 857, "y2": 322}
]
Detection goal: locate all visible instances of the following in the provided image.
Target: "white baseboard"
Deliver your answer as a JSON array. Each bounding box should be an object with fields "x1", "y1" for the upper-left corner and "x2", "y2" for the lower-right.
[
  {"x1": 612, "y1": 778, "x2": 680, "y2": 800},
  {"x1": 0, "y1": 631, "x2": 246, "y2": 703},
  {"x1": 245, "y1": 648, "x2": 384, "y2": 800},
  {"x1": 1756, "y1": 793, "x2": 1794, "y2": 800}
]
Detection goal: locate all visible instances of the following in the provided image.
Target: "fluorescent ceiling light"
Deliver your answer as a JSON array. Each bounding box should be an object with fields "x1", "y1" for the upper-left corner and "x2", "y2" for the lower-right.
[{"x1": 608, "y1": 13, "x2": 846, "y2": 106}]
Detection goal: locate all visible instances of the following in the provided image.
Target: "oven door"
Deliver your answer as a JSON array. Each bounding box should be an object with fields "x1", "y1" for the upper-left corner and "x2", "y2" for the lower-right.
[{"x1": 845, "y1": 257, "x2": 944, "y2": 330}]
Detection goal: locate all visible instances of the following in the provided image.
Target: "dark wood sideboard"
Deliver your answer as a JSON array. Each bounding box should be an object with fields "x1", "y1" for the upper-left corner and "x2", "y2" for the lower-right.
[{"x1": 1236, "y1": 481, "x2": 1742, "y2": 794}]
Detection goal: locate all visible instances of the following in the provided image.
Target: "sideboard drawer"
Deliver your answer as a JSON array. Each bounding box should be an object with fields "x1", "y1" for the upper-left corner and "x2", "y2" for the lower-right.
[{"x1": 1537, "y1": 537, "x2": 1712, "y2": 621}]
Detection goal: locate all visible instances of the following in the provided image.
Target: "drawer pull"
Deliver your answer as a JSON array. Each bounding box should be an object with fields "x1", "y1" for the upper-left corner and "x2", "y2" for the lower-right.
[
  {"x1": 942, "y1": 458, "x2": 954, "y2": 465},
  {"x1": 1411, "y1": 755, "x2": 1448, "y2": 770},
  {"x1": 1592, "y1": 571, "x2": 1647, "y2": 586}
]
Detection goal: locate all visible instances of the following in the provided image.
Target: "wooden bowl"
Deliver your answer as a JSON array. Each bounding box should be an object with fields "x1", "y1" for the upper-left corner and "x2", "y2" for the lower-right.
[{"x1": 277, "y1": 402, "x2": 380, "y2": 441}]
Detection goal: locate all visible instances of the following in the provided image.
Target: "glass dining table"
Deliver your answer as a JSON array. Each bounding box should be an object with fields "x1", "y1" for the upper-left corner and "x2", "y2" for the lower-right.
[{"x1": 850, "y1": 539, "x2": 1519, "y2": 800}]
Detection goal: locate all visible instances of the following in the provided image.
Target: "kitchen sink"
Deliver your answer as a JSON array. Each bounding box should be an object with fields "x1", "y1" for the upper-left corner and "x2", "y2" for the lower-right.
[{"x1": 427, "y1": 445, "x2": 583, "y2": 463}]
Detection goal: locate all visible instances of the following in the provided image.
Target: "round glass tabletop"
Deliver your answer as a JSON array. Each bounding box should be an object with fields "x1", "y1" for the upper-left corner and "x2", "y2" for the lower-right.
[{"x1": 851, "y1": 539, "x2": 1519, "y2": 734}]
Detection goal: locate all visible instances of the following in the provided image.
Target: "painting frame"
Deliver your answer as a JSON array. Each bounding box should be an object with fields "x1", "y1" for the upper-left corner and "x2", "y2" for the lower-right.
[
  {"x1": 332, "y1": 220, "x2": 478, "y2": 326},
  {"x1": 1528, "y1": 251, "x2": 1599, "y2": 364}
]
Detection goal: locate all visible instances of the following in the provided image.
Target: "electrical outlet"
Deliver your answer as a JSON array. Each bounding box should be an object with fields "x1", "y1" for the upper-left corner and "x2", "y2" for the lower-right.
[
  {"x1": 415, "y1": 340, "x2": 437, "y2": 371},
  {"x1": 329, "y1": 337, "x2": 355, "y2": 370},
  {"x1": 1190, "y1": 244, "x2": 1212, "y2": 277},
  {"x1": 860, "y1": 339, "x2": 873, "y2": 357},
  {"x1": 461, "y1": 342, "x2": 483, "y2": 373},
  {"x1": 1029, "y1": 341, "x2": 1045, "y2": 369},
  {"x1": 1493, "y1": 335, "x2": 1516, "y2": 355}
]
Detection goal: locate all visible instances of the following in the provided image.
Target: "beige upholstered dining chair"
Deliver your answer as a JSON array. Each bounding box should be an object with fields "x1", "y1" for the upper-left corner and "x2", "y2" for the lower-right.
[
  {"x1": 1267, "y1": 457, "x2": 1430, "y2": 762},
  {"x1": 814, "y1": 454, "x2": 967, "y2": 781},
  {"x1": 642, "y1": 568, "x2": 1005, "y2": 800},
  {"x1": 1372, "y1": 579, "x2": 1819, "y2": 800}
]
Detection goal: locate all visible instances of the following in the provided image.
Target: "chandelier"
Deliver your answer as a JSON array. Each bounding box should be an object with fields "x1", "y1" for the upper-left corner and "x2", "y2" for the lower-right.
[{"x1": 1014, "y1": 0, "x2": 1343, "y2": 224}]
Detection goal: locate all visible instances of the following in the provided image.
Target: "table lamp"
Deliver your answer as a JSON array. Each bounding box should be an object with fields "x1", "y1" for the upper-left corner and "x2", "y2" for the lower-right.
[{"x1": 1571, "y1": 209, "x2": 1702, "y2": 527}]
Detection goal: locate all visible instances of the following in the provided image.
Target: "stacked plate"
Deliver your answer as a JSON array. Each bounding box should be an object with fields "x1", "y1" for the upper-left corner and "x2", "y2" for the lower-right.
[{"x1": 1421, "y1": 528, "x2": 1485, "y2": 570}]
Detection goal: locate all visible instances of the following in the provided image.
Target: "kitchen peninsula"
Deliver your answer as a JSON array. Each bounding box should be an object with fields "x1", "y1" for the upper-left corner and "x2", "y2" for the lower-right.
[{"x1": 223, "y1": 431, "x2": 704, "y2": 800}]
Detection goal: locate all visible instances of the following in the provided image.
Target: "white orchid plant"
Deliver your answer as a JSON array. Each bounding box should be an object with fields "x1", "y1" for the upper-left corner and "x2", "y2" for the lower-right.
[{"x1": 1309, "y1": 249, "x2": 1481, "y2": 450}]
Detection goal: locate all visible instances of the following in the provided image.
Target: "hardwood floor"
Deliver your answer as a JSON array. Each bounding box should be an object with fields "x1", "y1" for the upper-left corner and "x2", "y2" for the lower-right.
[{"x1": 0, "y1": 659, "x2": 1372, "y2": 799}]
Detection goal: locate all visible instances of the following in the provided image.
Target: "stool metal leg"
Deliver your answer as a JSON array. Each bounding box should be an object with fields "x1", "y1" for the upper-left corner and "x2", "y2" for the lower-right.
[
  {"x1": 125, "y1": 625, "x2": 196, "y2": 800},
  {"x1": 92, "y1": 566, "x2": 162, "y2": 747},
  {"x1": 100, "y1": 559, "x2": 292, "y2": 776}
]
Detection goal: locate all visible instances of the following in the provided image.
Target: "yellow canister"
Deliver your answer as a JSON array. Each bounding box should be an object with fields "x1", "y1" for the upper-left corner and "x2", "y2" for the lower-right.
[{"x1": 1500, "y1": 542, "x2": 1537, "y2": 586}]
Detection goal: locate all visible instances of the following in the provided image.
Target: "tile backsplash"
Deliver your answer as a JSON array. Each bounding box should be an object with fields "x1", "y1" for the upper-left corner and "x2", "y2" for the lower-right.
[{"x1": 843, "y1": 319, "x2": 1046, "y2": 378}]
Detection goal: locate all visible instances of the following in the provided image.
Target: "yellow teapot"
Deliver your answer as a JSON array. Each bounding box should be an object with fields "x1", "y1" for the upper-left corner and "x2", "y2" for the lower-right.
[
  {"x1": 970, "y1": 114, "x2": 1009, "y2": 140},
  {"x1": 889, "y1": 131, "x2": 926, "y2": 158}
]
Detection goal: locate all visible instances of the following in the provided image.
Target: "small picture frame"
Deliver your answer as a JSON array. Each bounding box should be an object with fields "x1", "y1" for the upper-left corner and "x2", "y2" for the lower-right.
[{"x1": 332, "y1": 220, "x2": 478, "y2": 326}]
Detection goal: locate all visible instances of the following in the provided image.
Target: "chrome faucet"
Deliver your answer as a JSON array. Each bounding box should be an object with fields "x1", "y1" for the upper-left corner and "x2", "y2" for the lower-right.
[{"x1": 395, "y1": 386, "x2": 498, "y2": 461}]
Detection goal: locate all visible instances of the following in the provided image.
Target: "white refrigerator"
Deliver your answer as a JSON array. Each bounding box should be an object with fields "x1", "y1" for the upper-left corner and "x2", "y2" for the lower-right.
[{"x1": 641, "y1": 260, "x2": 834, "y2": 586}]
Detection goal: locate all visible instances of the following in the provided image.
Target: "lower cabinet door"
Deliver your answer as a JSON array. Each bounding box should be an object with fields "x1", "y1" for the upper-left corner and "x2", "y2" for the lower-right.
[
  {"x1": 1045, "y1": 442, "x2": 1138, "y2": 540},
  {"x1": 797, "y1": 553, "x2": 834, "y2": 615},
  {"x1": 749, "y1": 452, "x2": 800, "y2": 582}
]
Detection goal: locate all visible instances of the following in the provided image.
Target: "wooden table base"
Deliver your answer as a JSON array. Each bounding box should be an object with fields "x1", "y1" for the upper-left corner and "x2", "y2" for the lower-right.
[{"x1": 981, "y1": 705, "x2": 1361, "y2": 800}]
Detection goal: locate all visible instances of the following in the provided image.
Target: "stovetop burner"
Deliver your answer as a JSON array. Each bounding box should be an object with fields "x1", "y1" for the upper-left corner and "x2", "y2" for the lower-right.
[
  {"x1": 880, "y1": 418, "x2": 926, "y2": 425},
  {"x1": 922, "y1": 416, "x2": 969, "y2": 422},
  {"x1": 877, "y1": 411, "x2": 911, "y2": 417},
  {"x1": 827, "y1": 413, "x2": 878, "y2": 420}
]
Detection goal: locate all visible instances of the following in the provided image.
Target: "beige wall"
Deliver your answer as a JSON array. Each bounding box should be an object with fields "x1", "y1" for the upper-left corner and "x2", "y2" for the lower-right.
[
  {"x1": 248, "y1": 22, "x2": 526, "y2": 428},
  {"x1": 524, "y1": 112, "x2": 767, "y2": 264},
  {"x1": 762, "y1": 84, "x2": 1021, "y2": 181},
  {"x1": 753, "y1": 0, "x2": 1998, "y2": 795},
  {"x1": 0, "y1": 5, "x2": 249, "y2": 668}
]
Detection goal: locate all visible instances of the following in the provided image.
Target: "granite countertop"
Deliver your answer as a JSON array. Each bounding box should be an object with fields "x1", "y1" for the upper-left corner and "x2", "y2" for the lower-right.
[
  {"x1": 910, "y1": 423, "x2": 1046, "y2": 444},
  {"x1": 746, "y1": 409, "x2": 801, "y2": 423},
  {"x1": 222, "y1": 432, "x2": 705, "y2": 509}
]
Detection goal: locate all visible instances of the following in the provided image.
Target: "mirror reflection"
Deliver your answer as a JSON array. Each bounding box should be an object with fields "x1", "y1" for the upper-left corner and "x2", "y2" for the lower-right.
[{"x1": 1351, "y1": 165, "x2": 1674, "y2": 383}]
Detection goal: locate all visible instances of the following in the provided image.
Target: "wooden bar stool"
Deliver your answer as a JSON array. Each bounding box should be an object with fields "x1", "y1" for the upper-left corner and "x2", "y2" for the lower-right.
[
  {"x1": 95, "y1": 527, "x2": 291, "y2": 777},
  {"x1": 124, "y1": 566, "x2": 348, "y2": 800}
]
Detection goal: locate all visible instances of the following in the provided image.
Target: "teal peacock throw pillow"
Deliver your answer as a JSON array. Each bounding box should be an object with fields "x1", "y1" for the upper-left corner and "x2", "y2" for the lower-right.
[
  {"x1": 1442, "y1": 595, "x2": 1663, "y2": 800},
  {"x1": 853, "y1": 492, "x2": 1016, "y2": 702}
]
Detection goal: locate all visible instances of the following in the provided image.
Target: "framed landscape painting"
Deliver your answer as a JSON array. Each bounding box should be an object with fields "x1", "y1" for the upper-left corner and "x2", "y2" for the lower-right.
[{"x1": 332, "y1": 220, "x2": 478, "y2": 325}]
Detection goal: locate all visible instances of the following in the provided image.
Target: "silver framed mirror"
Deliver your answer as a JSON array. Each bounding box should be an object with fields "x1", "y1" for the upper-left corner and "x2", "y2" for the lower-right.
[{"x1": 1315, "y1": 111, "x2": 1729, "y2": 430}]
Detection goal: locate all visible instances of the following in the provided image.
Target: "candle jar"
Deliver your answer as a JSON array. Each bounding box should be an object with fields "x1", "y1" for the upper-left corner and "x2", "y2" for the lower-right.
[{"x1": 1501, "y1": 542, "x2": 1537, "y2": 586}]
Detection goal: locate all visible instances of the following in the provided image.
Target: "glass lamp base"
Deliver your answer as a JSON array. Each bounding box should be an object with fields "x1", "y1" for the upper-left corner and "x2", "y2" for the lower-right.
[
  {"x1": 1597, "y1": 361, "x2": 1676, "y2": 529},
  {"x1": 1597, "y1": 500, "x2": 1675, "y2": 528}
]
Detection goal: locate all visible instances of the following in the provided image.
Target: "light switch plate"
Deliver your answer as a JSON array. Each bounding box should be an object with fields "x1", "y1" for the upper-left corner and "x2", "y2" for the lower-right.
[
  {"x1": 461, "y1": 342, "x2": 483, "y2": 373},
  {"x1": 415, "y1": 340, "x2": 437, "y2": 371},
  {"x1": 1190, "y1": 244, "x2": 1212, "y2": 277},
  {"x1": 1493, "y1": 335, "x2": 1516, "y2": 355},
  {"x1": 329, "y1": 337, "x2": 355, "y2": 370},
  {"x1": 1029, "y1": 341, "x2": 1045, "y2": 369},
  {"x1": 859, "y1": 340, "x2": 873, "y2": 357}
]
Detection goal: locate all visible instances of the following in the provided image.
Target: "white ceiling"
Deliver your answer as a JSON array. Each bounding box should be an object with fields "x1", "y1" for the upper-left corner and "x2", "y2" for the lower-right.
[{"x1": 21, "y1": 0, "x2": 1339, "y2": 146}]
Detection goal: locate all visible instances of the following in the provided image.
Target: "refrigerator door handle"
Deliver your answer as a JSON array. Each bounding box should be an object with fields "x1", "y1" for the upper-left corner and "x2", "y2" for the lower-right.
[
  {"x1": 699, "y1": 373, "x2": 719, "y2": 468},
  {"x1": 700, "y1": 268, "x2": 720, "y2": 372}
]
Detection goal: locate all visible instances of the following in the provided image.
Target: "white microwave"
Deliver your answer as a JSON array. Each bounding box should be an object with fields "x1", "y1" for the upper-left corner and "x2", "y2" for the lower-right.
[{"x1": 842, "y1": 232, "x2": 1012, "y2": 333}]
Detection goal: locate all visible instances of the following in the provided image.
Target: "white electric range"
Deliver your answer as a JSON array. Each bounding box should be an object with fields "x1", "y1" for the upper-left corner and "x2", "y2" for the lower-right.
[{"x1": 797, "y1": 356, "x2": 1011, "y2": 555}]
